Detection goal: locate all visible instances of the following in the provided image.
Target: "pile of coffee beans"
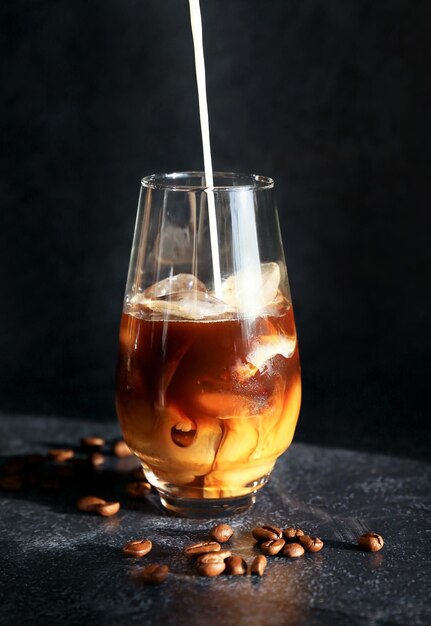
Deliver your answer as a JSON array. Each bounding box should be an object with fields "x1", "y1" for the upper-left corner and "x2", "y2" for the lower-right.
[
  {"x1": 122, "y1": 523, "x2": 269, "y2": 583},
  {"x1": 0, "y1": 435, "x2": 136, "y2": 494},
  {"x1": 0, "y1": 433, "x2": 385, "y2": 587},
  {"x1": 0, "y1": 434, "x2": 155, "y2": 515},
  {"x1": 251, "y1": 524, "x2": 325, "y2": 559},
  {"x1": 120, "y1": 521, "x2": 385, "y2": 585}
]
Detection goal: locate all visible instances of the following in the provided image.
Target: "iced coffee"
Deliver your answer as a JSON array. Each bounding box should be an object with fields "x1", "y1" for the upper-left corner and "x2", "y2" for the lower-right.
[{"x1": 116, "y1": 263, "x2": 301, "y2": 501}]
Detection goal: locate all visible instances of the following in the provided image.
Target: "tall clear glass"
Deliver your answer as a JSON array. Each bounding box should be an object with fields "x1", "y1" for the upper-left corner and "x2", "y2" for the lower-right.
[{"x1": 115, "y1": 172, "x2": 301, "y2": 517}]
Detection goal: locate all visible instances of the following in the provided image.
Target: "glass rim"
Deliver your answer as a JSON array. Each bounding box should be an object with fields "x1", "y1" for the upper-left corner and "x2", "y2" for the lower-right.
[{"x1": 141, "y1": 171, "x2": 274, "y2": 192}]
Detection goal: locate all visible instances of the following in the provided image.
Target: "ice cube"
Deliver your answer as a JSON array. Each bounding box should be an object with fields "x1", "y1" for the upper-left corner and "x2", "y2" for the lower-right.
[
  {"x1": 263, "y1": 292, "x2": 290, "y2": 316},
  {"x1": 142, "y1": 273, "x2": 207, "y2": 299},
  {"x1": 221, "y1": 262, "x2": 281, "y2": 312},
  {"x1": 134, "y1": 291, "x2": 235, "y2": 320},
  {"x1": 240, "y1": 335, "x2": 296, "y2": 376}
]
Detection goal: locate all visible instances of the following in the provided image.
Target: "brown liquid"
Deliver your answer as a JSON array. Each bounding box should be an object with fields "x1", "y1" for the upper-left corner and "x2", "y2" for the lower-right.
[{"x1": 115, "y1": 301, "x2": 301, "y2": 499}]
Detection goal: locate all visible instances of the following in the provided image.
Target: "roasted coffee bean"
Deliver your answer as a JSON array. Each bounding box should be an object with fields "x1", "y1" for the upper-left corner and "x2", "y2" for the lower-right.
[
  {"x1": 77, "y1": 495, "x2": 106, "y2": 512},
  {"x1": 252, "y1": 524, "x2": 282, "y2": 542},
  {"x1": 283, "y1": 527, "x2": 305, "y2": 542},
  {"x1": 282, "y1": 542, "x2": 305, "y2": 558},
  {"x1": 184, "y1": 541, "x2": 221, "y2": 557},
  {"x1": 126, "y1": 481, "x2": 151, "y2": 498},
  {"x1": 196, "y1": 550, "x2": 232, "y2": 563},
  {"x1": 112, "y1": 440, "x2": 132, "y2": 458},
  {"x1": 197, "y1": 549, "x2": 231, "y2": 561},
  {"x1": 96, "y1": 501, "x2": 120, "y2": 517},
  {"x1": 141, "y1": 563, "x2": 169, "y2": 584},
  {"x1": 216, "y1": 549, "x2": 232, "y2": 560},
  {"x1": 89, "y1": 452, "x2": 105, "y2": 468},
  {"x1": 81, "y1": 436, "x2": 105, "y2": 450},
  {"x1": 196, "y1": 553, "x2": 226, "y2": 577},
  {"x1": 260, "y1": 538, "x2": 285, "y2": 556},
  {"x1": 283, "y1": 527, "x2": 296, "y2": 539},
  {"x1": 250, "y1": 555, "x2": 267, "y2": 576},
  {"x1": 47, "y1": 449, "x2": 74, "y2": 463},
  {"x1": 197, "y1": 552, "x2": 226, "y2": 565},
  {"x1": 358, "y1": 532, "x2": 384, "y2": 552},
  {"x1": 123, "y1": 539, "x2": 152, "y2": 557},
  {"x1": 225, "y1": 555, "x2": 247, "y2": 575},
  {"x1": 0, "y1": 476, "x2": 24, "y2": 491},
  {"x1": 210, "y1": 523, "x2": 234, "y2": 543},
  {"x1": 299, "y1": 535, "x2": 324, "y2": 553}
]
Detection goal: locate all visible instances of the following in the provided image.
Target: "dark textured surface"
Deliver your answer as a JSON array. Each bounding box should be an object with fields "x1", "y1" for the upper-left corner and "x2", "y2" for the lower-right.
[
  {"x1": 1, "y1": 0, "x2": 430, "y2": 463},
  {"x1": 0, "y1": 415, "x2": 430, "y2": 625}
]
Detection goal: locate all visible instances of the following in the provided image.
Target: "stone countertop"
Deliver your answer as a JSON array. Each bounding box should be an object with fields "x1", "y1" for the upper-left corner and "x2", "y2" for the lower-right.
[{"x1": 0, "y1": 414, "x2": 430, "y2": 626}]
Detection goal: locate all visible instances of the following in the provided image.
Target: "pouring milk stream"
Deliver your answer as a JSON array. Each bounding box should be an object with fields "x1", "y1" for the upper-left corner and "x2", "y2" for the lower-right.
[{"x1": 188, "y1": 0, "x2": 222, "y2": 298}]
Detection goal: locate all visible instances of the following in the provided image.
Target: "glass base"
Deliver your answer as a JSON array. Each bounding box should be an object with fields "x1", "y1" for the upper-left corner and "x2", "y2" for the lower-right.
[{"x1": 157, "y1": 490, "x2": 256, "y2": 518}]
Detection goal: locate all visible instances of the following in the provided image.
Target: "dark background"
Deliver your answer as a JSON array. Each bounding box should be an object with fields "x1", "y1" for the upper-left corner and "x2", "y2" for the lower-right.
[{"x1": 1, "y1": 0, "x2": 429, "y2": 460}]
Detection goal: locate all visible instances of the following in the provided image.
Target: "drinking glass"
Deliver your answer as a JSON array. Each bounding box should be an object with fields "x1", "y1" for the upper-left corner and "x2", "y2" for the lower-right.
[{"x1": 115, "y1": 172, "x2": 301, "y2": 516}]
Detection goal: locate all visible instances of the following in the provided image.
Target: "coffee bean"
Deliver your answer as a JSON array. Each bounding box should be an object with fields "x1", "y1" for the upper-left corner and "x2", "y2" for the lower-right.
[
  {"x1": 48, "y1": 449, "x2": 74, "y2": 462},
  {"x1": 96, "y1": 501, "x2": 120, "y2": 517},
  {"x1": 113, "y1": 440, "x2": 132, "y2": 458},
  {"x1": 141, "y1": 563, "x2": 169, "y2": 584},
  {"x1": 282, "y1": 542, "x2": 305, "y2": 558},
  {"x1": 358, "y1": 532, "x2": 384, "y2": 552},
  {"x1": 184, "y1": 541, "x2": 221, "y2": 557},
  {"x1": 126, "y1": 481, "x2": 151, "y2": 499},
  {"x1": 89, "y1": 452, "x2": 105, "y2": 468},
  {"x1": 197, "y1": 552, "x2": 228, "y2": 565},
  {"x1": 123, "y1": 539, "x2": 152, "y2": 557},
  {"x1": 81, "y1": 436, "x2": 105, "y2": 450},
  {"x1": 196, "y1": 553, "x2": 226, "y2": 577},
  {"x1": 283, "y1": 527, "x2": 305, "y2": 542},
  {"x1": 210, "y1": 523, "x2": 234, "y2": 543},
  {"x1": 250, "y1": 555, "x2": 267, "y2": 576},
  {"x1": 299, "y1": 535, "x2": 324, "y2": 553},
  {"x1": 0, "y1": 476, "x2": 24, "y2": 491},
  {"x1": 260, "y1": 538, "x2": 286, "y2": 556},
  {"x1": 197, "y1": 549, "x2": 231, "y2": 562},
  {"x1": 225, "y1": 555, "x2": 247, "y2": 575},
  {"x1": 252, "y1": 524, "x2": 282, "y2": 542},
  {"x1": 77, "y1": 496, "x2": 106, "y2": 512},
  {"x1": 216, "y1": 549, "x2": 232, "y2": 560}
]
